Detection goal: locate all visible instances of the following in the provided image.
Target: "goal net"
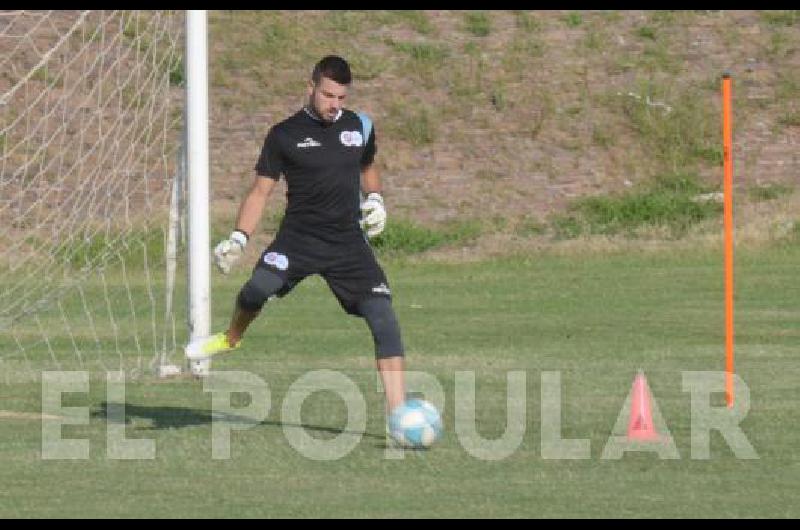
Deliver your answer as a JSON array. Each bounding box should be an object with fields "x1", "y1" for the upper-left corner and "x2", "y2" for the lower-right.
[{"x1": 0, "y1": 10, "x2": 188, "y2": 382}]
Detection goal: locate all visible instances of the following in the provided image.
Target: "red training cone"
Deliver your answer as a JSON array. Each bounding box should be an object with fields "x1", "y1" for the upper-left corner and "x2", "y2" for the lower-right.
[{"x1": 627, "y1": 371, "x2": 660, "y2": 442}]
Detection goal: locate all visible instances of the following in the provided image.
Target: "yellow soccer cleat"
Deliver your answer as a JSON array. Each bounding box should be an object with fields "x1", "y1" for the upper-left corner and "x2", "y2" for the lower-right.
[{"x1": 184, "y1": 332, "x2": 240, "y2": 361}]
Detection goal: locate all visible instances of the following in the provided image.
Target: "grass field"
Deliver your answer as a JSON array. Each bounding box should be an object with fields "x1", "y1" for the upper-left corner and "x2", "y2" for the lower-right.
[{"x1": 1, "y1": 242, "x2": 798, "y2": 518}]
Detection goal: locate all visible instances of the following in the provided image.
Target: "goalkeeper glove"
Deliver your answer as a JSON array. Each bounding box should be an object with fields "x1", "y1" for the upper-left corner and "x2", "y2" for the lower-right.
[
  {"x1": 213, "y1": 229, "x2": 248, "y2": 274},
  {"x1": 360, "y1": 192, "x2": 386, "y2": 238}
]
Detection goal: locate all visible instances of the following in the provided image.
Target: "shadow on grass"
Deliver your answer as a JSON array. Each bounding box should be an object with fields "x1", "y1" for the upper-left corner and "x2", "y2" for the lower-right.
[{"x1": 92, "y1": 401, "x2": 384, "y2": 441}]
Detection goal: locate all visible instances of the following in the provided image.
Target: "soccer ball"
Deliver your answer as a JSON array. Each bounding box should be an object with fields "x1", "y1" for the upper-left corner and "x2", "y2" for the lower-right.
[{"x1": 388, "y1": 398, "x2": 443, "y2": 449}]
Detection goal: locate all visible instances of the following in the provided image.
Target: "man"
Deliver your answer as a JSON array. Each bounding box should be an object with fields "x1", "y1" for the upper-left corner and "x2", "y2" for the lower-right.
[{"x1": 185, "y1": 55, "x2": 407, "y2": 419}]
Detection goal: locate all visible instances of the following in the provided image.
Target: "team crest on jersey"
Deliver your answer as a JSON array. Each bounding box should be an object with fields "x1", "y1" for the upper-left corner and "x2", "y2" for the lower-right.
[
  {"x1": 264, "y1": 252, "x2": 289, "y2": 271},
  {"x1": 340, "y1": 130, "x2": 363, "y2": 147}
]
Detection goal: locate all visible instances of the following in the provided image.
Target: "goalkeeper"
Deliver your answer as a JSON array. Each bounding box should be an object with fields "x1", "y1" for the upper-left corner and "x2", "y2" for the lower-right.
[{"x1": 186, "y1": 55, "x2": 406, "y2": 416}]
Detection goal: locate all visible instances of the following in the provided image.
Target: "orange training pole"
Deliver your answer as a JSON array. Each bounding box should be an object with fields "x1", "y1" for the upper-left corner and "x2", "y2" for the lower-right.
[{"x1": 722, "y1": 72, "x2": 734, "y2": 408}]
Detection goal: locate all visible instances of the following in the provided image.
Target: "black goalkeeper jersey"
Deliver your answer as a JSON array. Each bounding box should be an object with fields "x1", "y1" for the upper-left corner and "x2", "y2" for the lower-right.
[{"x1": 255, "y1": 107, "x2": 376, "y2": 240}]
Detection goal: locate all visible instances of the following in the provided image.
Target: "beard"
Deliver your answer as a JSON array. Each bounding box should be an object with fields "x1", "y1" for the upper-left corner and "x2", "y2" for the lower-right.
[{"x1": 309, "y1": 96, "x2": 338, "y2": 123}]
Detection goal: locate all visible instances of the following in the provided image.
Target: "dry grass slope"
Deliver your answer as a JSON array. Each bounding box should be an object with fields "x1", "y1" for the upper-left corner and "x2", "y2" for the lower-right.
[
  {"x1": 206, "y1": 10, "x2": 799, "y2": 255},
  {"x1": 3, "y1": 11, "x2": 798, "y2": 258}
]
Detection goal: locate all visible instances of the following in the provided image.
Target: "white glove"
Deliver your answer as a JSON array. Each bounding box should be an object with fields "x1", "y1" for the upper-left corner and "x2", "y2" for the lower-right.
[
  {"x1": 213, "y1": 230, "x2": 248, "y2": 274},
  {"x1": 360, "y1": 192, "x2": 386, "y2": 238}
]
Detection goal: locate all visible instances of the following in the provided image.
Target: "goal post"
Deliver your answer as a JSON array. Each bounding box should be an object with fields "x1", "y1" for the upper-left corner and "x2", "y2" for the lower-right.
[{"x1": 186, "y1": 9, "x2": 211, "y2": 377}]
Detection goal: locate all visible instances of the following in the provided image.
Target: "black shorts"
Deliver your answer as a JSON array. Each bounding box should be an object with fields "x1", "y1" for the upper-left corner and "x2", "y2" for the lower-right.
[{"x1": 253, "y1": 227, "x2": 391, "y2": 316}]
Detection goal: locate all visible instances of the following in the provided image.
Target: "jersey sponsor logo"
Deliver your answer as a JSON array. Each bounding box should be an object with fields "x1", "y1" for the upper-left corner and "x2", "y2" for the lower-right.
[
  {"x1": 340, "y1": 130, "x2": 363, "y2": 147},
  {"x1": 264, "y1": 251, "x2": 289, "y2": 271},
  {"x1": 371, "y1": 283, "x2": 391, "y2": 295},
  {"x1": 297, "y1": 137, "x2": 321, "y2": 148}
]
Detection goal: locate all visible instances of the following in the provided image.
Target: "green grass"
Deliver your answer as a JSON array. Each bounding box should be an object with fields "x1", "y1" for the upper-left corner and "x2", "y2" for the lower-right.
[
  {"x1": 464, "y1": 11, "x2": 491, "y2": 37},
  {"x1": 1, "y1": 243, "x2": 799, "y2": 517},
  {"x1": 387, "y1": 103, "x2": 437, "y2": 145},
  {"x1": 747, "y1": 183, "x2": 793, "y2": 202},
  {"x1": 563, "y1": 12, "x2": 583, "y2": 27},
  {"x1": 514, "y1": 11, "x2": 542, "y2": 32},
  {"x1": 591, "y1": 128, "x2": 614, "y2": 148},
  {"x1": 385, "y1": 11, "x2": 434, "y2": 35},
  {"x1": 636, "y1": 25, "x2": 657, "y2": 40},
  {"x1": 618, "y1": 80, "x2": 721, "y2": 173},
  {"x1": 348, "y1": 53, "x2": 389, "y2": 81},
  {"x1": 259, "y1": 18, "x2": 295, "y2": 59},
  {"x1": 649, "y1": 10, "x2": 677, "y2": 24},
  {"x1": 29, "y1": 65, "x2": 66, "y2": 90},
  {"x1": 766, "y1": 30, "x2": 792, "y2": 59},
  {"x1": 761, "y1": 10, "x2": 800, "y2": 26},
  {"x1": 777, "y1": 110, "x2": 800, "y2": 128},
  {"x1": 775, "y1": 71, "x2": 800, "y2": 102},
  {"x1": 168, "y1": 56, "x2": 184, "y2": 87},
  {"x1": 122, "y1": 16, "x2": 140, "y2": 40},
  {"x1": 327, "y1": 11, "x2": 368, "y2": 34},
  {"x1": 371, "y1": 218, "x2": 482, "y2": 255},
  {"x1": 387, "y1": 39, "x2": 448, "y2": 66},
  {"x1": 639, "y1": 40, "x2": 681, "y2": 74},
  {"x1": 514, "y1": 216, "x2": 546, "y2": 237},
  {"x1": 583, "y1": 27, "x2": 608, "y2": 51},
  {"x1": 551, "y1": 173, "x2": 722, "y2": 239},
  {"x1": 385, "y1": 38, "x2": 449, "y2": 86},
  {"x1": 46, "y1": 227, "x2": 169, "y2": 270}
]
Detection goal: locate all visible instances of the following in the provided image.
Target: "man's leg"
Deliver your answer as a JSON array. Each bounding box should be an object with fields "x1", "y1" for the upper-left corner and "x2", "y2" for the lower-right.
[
  {"x1": 186, "y1": 267, "x2": 286, "y2": 361},
  {"x1": 228, "y1": 267, "x2": 286, "y2": 344},
  {"x1": 377, "y1": 356, "x2": 406, "y2": 413},
  {"x1": 357, "y1": 296, "x2": 406, "y2": 412},
  {"x1": 323, "y1": 237, "x2": 407, "y2": 417}
]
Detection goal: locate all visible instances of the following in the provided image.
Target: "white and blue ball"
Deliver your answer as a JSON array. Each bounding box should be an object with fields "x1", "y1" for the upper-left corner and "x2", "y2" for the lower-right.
[{"x1": 388, "y1": 398, "x2": 443, "y2": 449}]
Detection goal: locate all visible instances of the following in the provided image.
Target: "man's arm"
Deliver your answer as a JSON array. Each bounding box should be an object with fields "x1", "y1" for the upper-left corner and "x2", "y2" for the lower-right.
[
  {"x1": 235, "y1": 175, "x2": 277, "y2": 237},
  {"x1": 213, "y1": 175, "x2": 277, "y2": 274},
  {"x1": 361, "y1": 162, "x2": 381, "y2": 195}
]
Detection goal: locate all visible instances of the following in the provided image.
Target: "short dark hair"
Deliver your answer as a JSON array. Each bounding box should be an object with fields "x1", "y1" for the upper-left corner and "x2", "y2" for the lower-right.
[{"x1": 311, "y1": 55, "x2": 352, "y2": 86}]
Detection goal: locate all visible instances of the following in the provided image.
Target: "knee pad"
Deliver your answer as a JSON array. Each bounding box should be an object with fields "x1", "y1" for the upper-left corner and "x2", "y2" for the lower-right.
[
  {"x1": 358, "y1": 297, "x2": 404, "y2": 359},
  {"x1": 236, "y1": 268, "x2": 285, "y2": 312}
]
